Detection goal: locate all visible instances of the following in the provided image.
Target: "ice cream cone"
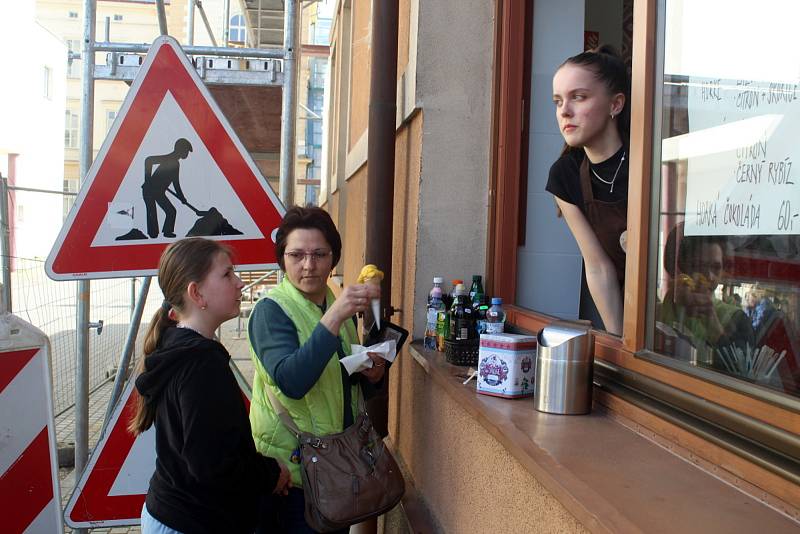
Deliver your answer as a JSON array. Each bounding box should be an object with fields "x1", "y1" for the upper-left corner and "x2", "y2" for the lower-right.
[{"x1": 358, "y1": 264, "x2": 384, "y2": 330}]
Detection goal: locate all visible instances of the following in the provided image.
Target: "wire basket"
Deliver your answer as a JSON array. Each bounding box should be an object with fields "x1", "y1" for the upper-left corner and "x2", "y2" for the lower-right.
[{"x1": 444, "y1": 338, "x2": 479, "y2": 366}]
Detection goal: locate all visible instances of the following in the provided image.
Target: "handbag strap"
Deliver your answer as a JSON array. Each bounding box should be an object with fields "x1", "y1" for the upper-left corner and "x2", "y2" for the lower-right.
[
  {"x1": 265, "y1": 387, "x2": 303, "y2": 437},
  {"x1": 264, "y1": 385, "x2": 368, "y2": 440}
]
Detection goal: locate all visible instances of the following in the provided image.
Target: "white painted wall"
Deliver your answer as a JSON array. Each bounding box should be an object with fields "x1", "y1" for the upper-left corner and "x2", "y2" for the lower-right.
[
  {"x1": 0, "y1": 0, "x2": 66, "y2": 260},
  {"x1": 517, "y1": 0, "x2": 586, "y2": 319}
]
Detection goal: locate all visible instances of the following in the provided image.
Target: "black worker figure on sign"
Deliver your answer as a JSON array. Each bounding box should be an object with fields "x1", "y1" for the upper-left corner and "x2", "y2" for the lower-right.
[
  {"x1": 142, "y1": 138, "x2": 193, "y2": 239},
  {"x1": 116, "y1": 138, "x2": 243, "y2": 241}
]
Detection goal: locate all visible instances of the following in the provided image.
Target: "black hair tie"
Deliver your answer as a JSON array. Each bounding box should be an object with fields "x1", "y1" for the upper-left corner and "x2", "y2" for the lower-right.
[{"x1": 161, "y1": 300, "x2": 171, "y2": 311}]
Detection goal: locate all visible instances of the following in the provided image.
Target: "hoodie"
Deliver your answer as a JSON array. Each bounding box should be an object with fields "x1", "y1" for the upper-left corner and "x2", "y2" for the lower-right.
[{"x1": 135, "y1": 327, "x2": 280, "y2": 533}]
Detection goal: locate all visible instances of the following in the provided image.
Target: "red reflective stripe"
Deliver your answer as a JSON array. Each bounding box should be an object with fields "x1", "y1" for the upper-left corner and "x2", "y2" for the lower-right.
[
  {"x1": 0, "y1": 427, "x2": 53, "y2": 534},
  {"x1": 69, "y1": 389, "x2": 144, "y2": 522},
  {"x1": 0, "y1": 348, "x2": 38, "y2": 394}
]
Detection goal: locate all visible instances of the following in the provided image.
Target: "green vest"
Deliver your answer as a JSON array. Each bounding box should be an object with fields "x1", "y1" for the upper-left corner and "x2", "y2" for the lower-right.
[{"x1": 249, "y1": 278, "x2": 360, "y2": 485}]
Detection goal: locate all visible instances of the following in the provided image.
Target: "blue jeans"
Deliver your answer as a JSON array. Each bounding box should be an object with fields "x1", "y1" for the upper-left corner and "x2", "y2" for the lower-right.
[
  {"x1": 257, "y1": 488, "x2": 350, "y2": 534},
  {"x1": 141, "y1": 504, "x2": 183, "y2": 534}
]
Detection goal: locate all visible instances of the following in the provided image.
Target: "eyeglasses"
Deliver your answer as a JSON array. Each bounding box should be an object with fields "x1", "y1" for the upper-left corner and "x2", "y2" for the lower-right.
[{"x1": 284, "y1": 250, "x2": 333, "y2": 263}]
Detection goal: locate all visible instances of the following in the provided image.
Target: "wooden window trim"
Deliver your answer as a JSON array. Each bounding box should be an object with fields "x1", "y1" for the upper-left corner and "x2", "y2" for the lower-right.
[
  {"x1": 487, "y1": 0, "x2": 528, "y2": 302},
  {"x1": 622, "y1": 0, "x2": 656, "y2": 352},
  {"x1": 489, "y1": 0, "x2": 798, "y2": 437}
]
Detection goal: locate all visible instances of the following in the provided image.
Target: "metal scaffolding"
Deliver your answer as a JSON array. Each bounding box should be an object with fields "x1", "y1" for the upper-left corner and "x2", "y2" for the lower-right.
[{"x1": 71, "y1": 4, "x2": 298, "y2": 527}]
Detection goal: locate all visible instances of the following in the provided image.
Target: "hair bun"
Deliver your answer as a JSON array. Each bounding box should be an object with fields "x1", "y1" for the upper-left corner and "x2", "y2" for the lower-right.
[{"x1": 594, "y1": 44, "x2": 621, "y2": 58}]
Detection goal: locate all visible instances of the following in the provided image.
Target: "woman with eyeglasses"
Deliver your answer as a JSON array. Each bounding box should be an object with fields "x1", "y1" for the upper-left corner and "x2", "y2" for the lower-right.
[
  {"x1": 658, "y1": 226, "x2": 754, "y2": 366},
  {"x1": 248, "y1": 205, "x2": 385, "y2": 533}
]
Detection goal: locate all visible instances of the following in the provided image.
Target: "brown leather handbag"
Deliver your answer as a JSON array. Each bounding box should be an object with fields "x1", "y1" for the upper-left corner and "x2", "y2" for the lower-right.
[{"x1": 267, "y1": 389, "x2": 405, "y2": 533}]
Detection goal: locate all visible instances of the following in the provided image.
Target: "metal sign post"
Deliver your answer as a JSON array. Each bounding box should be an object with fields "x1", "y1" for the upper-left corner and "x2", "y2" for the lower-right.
[{"x1": 75, "y1": 5, "x2": 97, "y2": 534}]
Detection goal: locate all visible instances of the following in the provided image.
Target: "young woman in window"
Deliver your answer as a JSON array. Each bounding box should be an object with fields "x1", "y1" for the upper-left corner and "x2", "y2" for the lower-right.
[{"x1": 547, "y1": 46, "x2": 630, "y2": 335}]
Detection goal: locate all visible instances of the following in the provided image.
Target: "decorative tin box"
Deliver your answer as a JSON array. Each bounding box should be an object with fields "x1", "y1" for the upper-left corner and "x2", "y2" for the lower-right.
[{"x1": 477, "y1": 333, "x2": 537, "y2": 398}]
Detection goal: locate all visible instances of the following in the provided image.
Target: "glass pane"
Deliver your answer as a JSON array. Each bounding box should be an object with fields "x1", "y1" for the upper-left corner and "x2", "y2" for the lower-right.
[{"x1": 653, "y1": 0, "x2": 800, "y2": 398}]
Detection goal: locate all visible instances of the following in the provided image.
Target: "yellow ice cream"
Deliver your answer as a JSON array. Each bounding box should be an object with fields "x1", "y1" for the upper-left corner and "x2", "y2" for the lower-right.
[
  {"x1": 678, "y1": 273, "x2": 711, "y2": 292},
  {"x1": 357, "y1": 264, "x2": 383, "y2": 329},
  {"x1": 357, "y1": 264, "x2": 384, "y2": 284}
]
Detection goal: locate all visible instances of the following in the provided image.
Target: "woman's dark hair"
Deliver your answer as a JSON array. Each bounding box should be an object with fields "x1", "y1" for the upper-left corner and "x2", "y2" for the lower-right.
[
  {"x1": 128, "y1": 238, "x2": 232, "y2": 435},
  {"x1": 559, "y1": 45, "x2": 631, "y2": 155},
  {"x1": 275, "y1": 205, "x2": 342, "y2": 271},
  {"x1": 663, "y1": 222, "x2": 728, "y2": 278}
]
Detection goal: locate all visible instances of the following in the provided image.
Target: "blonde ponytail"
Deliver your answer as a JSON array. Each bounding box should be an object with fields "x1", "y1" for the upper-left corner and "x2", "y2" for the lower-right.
[{"x1": 128, "y1": 305, "x2": 176, "y2": 435}]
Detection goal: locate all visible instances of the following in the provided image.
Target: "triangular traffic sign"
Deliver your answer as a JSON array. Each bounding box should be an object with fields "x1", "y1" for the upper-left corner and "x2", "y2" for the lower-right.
[
  {"x1": 46, "y1": 36, "x2": 285, "y2": 280},
  {"x1": 64, "y1": 364, "x2": 252, "y2": 528}
]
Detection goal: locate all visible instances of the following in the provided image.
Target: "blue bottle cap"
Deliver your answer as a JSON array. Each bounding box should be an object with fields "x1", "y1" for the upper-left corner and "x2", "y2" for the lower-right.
[{"x1": 491, "y1": 297, "x2": 503, "y2": 305}]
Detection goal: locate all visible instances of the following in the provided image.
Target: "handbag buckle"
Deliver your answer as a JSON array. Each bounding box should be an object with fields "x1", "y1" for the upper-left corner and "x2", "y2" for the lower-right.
[{"x1": 311, "y1": 437, "x2": 325, "y2": 448}]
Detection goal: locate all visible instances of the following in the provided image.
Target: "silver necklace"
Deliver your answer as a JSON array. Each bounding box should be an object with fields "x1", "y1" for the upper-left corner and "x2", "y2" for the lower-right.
[{"x1": 590, "y1": 151, "x2": 626, "y2": 193}]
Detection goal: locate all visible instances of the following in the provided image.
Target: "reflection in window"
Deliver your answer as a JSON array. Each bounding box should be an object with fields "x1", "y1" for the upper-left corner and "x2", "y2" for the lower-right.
[{"x1": 653, "y1": 0, "x2": 800, "y2": 398}]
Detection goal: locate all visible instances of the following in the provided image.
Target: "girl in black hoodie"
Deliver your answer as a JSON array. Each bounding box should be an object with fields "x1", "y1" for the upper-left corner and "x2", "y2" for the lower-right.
[{"x1": 130, "y1": 238, "x2": 291, "y2": 533}]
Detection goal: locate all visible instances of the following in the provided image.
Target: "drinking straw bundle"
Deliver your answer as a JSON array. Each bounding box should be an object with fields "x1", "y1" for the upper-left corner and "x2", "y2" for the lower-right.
[{"x1": 716, "y1": 344, "x2": 786, "y2": 380}]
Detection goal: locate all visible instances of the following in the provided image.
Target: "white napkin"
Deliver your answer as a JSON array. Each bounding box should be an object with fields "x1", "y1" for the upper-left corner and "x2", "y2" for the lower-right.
[{"x1": 340, "y1": 340, "x2": 397, "y2": 375}]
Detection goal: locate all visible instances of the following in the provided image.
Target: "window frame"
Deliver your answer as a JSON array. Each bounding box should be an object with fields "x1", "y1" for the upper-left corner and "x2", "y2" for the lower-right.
[
  {"x1": 43, "y1": 65, "x2": 52, "y2": 100},
  {"x1": 64, "y1": 110, "x2": 79, "y2": 149},
  {"x1": 66, "y1": 40, "x2": 81, "y2": 79},
  {"x1": 639, "y1": 0, "x2": 800, "y2": 417},
  {"x1": 229, "y1": 14, "x2": 246, "y2": 44},
  {"x1": 106, "y1": 109, "x2": 117, "y2": 134},
  {"x1": 489, "y1": 0, "x2": 800, "y2": 479}
]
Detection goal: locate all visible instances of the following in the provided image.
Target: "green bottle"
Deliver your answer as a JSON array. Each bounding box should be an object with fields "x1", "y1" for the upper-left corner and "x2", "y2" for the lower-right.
[{"x1": 469, "y1": 275, "x2": 485, "y2": 308}]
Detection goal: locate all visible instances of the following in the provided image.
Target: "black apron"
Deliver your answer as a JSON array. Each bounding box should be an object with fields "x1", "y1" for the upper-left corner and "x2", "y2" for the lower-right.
[{"x1": 579, "y1": 156, "x2": 628, "y2": 284}]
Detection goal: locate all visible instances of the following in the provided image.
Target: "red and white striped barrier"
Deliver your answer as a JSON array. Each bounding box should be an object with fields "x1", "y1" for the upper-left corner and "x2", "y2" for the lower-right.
[{"x1": 0, "y1": 341, "x2": 62, "y2": 534}]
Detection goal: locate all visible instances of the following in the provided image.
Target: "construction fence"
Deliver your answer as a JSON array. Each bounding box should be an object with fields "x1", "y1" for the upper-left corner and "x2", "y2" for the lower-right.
[{"x1": 9, "y1": 256, "x2": 162, "y2": 418}]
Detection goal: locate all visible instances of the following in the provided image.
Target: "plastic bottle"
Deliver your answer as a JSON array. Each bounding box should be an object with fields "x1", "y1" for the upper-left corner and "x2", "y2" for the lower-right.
[
  {"x1": 475, "y1": 298, "x2": 490, "y2": 336},
  {"x1": 445, "y1": 279, "x2": 462, "y2": 310},
  {"x1": 469, "y1": 275, "x2": 485, "y2": 308},
  {"x1": 424, "y1": 287, "x2": 445, "y2": 350},
  {"x1": 449, "y1": 284, "x2": 475, "y2": 342},
  {"x1": 435, "y1": 308, "x2": 449, "y2": 351},
  {"x1": 485, "y1": 297, "x2": 506, "y2": 334},
  {"x1": 428, "y1": 277, "x2": 444, "y2": 306}
]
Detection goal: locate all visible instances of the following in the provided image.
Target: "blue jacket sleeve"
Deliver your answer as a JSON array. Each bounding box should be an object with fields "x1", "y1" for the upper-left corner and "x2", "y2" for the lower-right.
[{"x1": 248, "y1": 298, "x2": 342, "y2": 399}]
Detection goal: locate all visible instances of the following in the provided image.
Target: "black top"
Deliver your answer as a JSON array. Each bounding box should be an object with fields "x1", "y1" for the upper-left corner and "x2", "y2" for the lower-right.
[
  {"x1": 546, "y1": 146, "x2": 629, "y2": 208},
  {"x1": 135, "y1": 327, "x2": 280, "y2": 534}
]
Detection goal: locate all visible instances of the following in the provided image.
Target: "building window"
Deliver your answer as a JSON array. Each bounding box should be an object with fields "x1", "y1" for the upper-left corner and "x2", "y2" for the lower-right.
[
  {"x1": 229, "y1": 14, "x2": 246, "y2": 43},
  {"x1": 649, "y1": 0, "x2": 800, "y2": 400},
  {"x1": 63, "y1": 179, "x2": 78, "y2": 220},
  {"x1": 66, "y1": 40, "x2": 81, "y2": 78},
  {"x1": 68, "y1": 11, "x2": 78, "y2": 18},
  {"x1": 64, "y1": 110, "x2": 79, "y2": 149},
  {"x1": 113, "y1": 14, "x2": 123, "y2": 21},
  {"x1": 106, "y1": 110, "x2": 117, "y2": 134},
  {"x1": 43, "y1": 66, "x2": 52, "y2": 99}
]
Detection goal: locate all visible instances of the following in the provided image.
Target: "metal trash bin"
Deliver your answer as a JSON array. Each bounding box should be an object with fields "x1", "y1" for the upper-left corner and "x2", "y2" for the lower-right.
[{"x1": 534, "y1": 320, "x2": 594, "y2": 415}]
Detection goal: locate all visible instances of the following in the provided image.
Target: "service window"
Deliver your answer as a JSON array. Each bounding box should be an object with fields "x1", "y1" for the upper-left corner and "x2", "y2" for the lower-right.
[{"x1": 650, "y1": 0, "x2": 800, "y2": 400}]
